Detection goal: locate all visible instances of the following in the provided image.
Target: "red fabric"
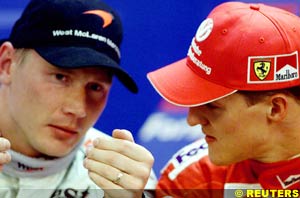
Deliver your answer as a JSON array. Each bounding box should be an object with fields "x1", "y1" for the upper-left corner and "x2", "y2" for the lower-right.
[{"x1": 156, "y1": 139, "x2": 300, "y2": 197}]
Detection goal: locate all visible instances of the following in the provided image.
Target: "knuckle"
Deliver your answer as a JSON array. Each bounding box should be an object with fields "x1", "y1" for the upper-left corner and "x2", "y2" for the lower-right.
[
  {"x1": 142, "y1": 150, "x2": 154, "y2": 165},
  {"x1": 86, "y1": 149, "x2": 94, "y2": 158},
  {"x1": 133, "y1": 179, "x2": 146, "y2": 189},
  {"x1": 0, "y1": 138, "x2": 10, "y2": 151},
  {"x1": 106, "y1": 155, "x2": 119, "y2": 167},
  {"x1": 134, "y1": 166, "x2": 151, "y2": 183},
  {"x1": 89, "y1": 172, "x2": 104, "y2": 186},
  {"x1": 147, "y1": 153, "x2": 155, "y2": 165},
  {"x1": 116, "y1": 141, "x2": 131, "y2": 153},
  {"x1": 0, "y1": 152, "x2": 10, "y2": 163},
  {"x1": 101, "y1": 165, "x2": 112, "y2": 178}
]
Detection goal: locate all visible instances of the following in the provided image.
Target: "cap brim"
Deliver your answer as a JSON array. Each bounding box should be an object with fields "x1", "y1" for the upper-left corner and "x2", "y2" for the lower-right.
[
  {"x1": 35, "y1": 46, "x2": 138, "y2": 93},
  {"x1": 147, "y1": 58, "x2": 237, "y2": 107}
]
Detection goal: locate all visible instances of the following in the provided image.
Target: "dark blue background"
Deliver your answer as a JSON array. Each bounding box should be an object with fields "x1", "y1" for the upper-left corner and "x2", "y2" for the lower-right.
[{"x1": 96, "y1": 0, "x2": 227, "y2": 136}]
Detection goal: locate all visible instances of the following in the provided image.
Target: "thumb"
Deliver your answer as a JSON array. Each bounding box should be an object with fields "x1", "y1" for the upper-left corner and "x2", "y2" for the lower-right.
[{"x1": 112, "y1": 129, "x2": 135, "y2": 143}]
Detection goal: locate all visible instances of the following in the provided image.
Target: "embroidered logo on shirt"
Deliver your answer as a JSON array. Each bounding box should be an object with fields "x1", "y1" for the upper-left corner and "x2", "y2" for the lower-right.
[{"x1": 18, "y1": 162, "x2": 44, "y2": 172}]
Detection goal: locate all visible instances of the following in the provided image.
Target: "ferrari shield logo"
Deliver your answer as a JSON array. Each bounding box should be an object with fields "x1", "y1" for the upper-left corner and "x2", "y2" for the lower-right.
[{"x1": 254, "y1": 61, "x2": 271, "y2": 80}]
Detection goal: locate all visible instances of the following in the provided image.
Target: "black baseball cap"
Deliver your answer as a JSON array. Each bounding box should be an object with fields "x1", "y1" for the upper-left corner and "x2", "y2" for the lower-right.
[{"x1": 5, "y1": 0, "x2": 138, "y2": 93}]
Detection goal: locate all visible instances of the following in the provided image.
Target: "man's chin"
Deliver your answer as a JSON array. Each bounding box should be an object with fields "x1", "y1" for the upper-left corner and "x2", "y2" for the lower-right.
[
  {"x1": 208, "y1": 153, "x2": 244, "y2": 166},
  {"x1": 40, "y1": 144, "x2": 77, "y2": 158},
  {"x1": 208, "y1": 152, "x2": 232, "y2": 166},
  {"x1": 209, "y1": 158, "x2": 227, "y2": 166}
]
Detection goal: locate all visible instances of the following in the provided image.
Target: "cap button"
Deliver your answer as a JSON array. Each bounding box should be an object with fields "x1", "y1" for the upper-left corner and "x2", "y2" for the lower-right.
[{"x1": 250, "y1": 4, "x2": 260, "y2": 11}]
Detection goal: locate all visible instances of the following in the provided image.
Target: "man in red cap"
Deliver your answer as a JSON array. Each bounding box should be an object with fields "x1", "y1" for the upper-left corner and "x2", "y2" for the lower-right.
[{"x1": 148, "y1": 1, "x2": 300, "y2": 197}]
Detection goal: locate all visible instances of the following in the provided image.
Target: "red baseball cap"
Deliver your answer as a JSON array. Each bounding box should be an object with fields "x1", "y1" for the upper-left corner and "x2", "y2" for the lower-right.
[{"x1": 147, "y1": 2, "x2": 300, "y2": 106}]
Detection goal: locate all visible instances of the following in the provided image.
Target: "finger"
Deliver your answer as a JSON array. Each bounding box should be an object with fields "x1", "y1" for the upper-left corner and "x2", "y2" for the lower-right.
[
  {"x1": 112, "y1": 129, "x2": 134, "y2": 143},
  {"x1": 0, "y1": 138, "x2": 10, "y2": 152},
  {"x1": 92, "y1": 137, "x2": 154, "y2": 164},
  {"x1": 0, "y1": 152, "x2": 11, "y2": 164},
  {"x1": 85, "y1": 149, "x2": 150, "y2": 183},
  {"x1": 84, "y1": 158, "x2": 125, "y2": 187},
  {"x1": 88, "y1": 171, "x2": 138, "y2": 198},
  {"x1": 88, "y1": 170, "x2": 122, "y2": 189},
  {"x1": 84, "y1": 158, "x2": 145, "y2": 189}
]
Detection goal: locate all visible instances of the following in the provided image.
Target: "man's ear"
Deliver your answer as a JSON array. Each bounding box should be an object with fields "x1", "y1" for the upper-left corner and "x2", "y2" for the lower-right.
[
  {"x1": 0, "y1": 42, "x2": 14, "y2": 85},
  {"x1": 267, "y1": 94, "x2": 288, "y2": 122}
]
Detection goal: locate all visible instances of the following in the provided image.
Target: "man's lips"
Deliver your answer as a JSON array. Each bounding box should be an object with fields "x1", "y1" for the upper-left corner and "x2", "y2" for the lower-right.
[
  {"x1": 202, "y1": 128, "x2": 216, "y2": 143},
  {"x1": 49, "y1": 124, "x2": 78, "y2": 134},
  {"x1": 204, "y1": 134, "x2": 217, "y2": 143}
]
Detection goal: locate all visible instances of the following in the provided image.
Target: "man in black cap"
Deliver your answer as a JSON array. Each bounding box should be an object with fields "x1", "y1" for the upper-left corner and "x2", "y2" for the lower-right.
[{"x1": 0, "y1": 0, "x2": 155, "y2": 197}]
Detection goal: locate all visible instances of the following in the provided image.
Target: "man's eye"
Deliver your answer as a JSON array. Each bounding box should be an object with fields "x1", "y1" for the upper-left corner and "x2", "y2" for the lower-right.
[
  {"x1": 55, "y1": 73, "x2": 67, "y2": 81},
  {"x1": 89, "y1": 83, "x2": 103, "y2": 92},
  {"x1": 205, "y1": 103, "x2": 218, "y2": 109}
]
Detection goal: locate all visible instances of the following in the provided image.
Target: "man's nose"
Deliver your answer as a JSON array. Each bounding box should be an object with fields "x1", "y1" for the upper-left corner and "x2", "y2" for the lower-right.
[
  {"x1": 62, "y1": 87, "x2": 87, "y2": 118},
  {"x1": 187, "y1": 107, "x2": 209, "y2": 126}
]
